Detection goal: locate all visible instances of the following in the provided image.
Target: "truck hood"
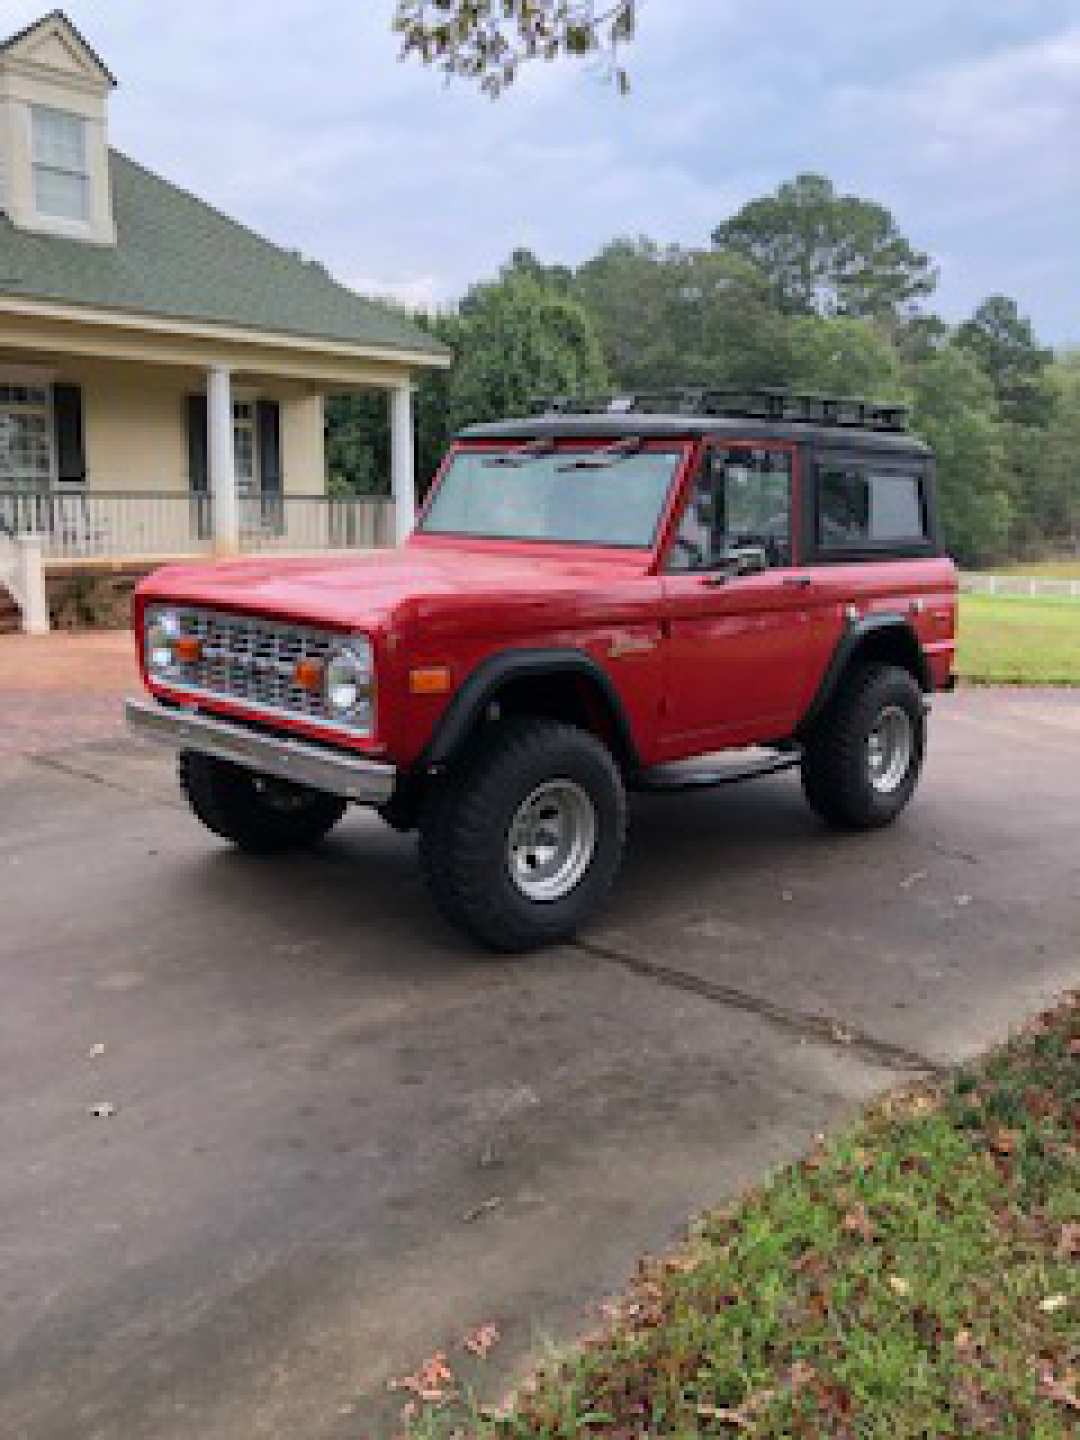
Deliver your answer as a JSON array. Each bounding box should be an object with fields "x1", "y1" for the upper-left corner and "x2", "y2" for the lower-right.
[{"x1": 137, "y1": 541, "x2": 650, "y2": 634}]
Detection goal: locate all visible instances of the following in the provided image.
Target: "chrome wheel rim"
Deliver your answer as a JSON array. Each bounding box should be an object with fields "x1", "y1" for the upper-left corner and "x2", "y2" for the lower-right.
[
  {"x1": 507, "y1": 780, "x2": 597, "y2": 903},
  {"x1": 867, "y1": 705, "x2": 914, "y2": 794}
]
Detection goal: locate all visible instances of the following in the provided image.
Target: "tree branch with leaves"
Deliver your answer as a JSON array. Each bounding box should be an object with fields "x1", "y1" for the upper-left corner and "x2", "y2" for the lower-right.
[{"x1": 394, "y1": 1, "x2": 636, "y2": 96}]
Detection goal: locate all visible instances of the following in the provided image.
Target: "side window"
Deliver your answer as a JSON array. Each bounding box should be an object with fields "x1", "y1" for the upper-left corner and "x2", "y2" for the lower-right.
[
  {"x1": 818, "y1": 464, "x2": 927, "y2": 550},
  {"x1": 668, "y1": 447, "x2": 792, "y2": 572}
]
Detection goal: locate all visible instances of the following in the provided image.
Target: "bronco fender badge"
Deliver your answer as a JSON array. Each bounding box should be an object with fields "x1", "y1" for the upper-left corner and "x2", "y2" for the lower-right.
[{"x1": 608, "y1": 633, "x2": 657, "y2": 659}]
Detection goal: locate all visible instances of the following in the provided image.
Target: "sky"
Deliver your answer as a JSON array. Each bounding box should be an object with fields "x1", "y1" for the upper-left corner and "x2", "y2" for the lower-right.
[{"x1": 4, "y1": 0, "x2": 1078, "y2": 344}]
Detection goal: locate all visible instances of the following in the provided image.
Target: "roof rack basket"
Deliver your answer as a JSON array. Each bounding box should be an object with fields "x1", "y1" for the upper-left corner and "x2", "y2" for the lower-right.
[{"x1": 530, "y1": 386, "x2": 910, "y2": 433}]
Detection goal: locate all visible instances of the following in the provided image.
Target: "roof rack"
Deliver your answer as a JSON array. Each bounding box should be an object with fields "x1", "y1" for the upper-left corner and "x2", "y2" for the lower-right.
[{"x1": 529, "y1": 386, "x2": 910, "y2": 433}]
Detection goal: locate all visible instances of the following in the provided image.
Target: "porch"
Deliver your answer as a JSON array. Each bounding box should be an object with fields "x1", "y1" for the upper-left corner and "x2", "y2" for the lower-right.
[
  {"x1": 0, "y1": 487, "x2": 396, "y2": 563},
  {"x1": 0, "y1": 316, "x2": 429, "y2": 630}
]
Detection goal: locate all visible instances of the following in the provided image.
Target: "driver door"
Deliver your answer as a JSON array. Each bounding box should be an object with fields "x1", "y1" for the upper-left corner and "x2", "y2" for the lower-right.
[{"x1": 658, "y1": 441, "x2": 815, "y2": 756}]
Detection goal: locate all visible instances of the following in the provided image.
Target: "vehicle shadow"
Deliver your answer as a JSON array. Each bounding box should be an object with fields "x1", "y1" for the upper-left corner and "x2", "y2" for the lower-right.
[{"x1": 169, "y1": 771, "x2": 868, "y2": 980}]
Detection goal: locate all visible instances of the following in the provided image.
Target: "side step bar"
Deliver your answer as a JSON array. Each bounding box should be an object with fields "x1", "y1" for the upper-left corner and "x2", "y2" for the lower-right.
[{"x1": 636, "y1": 751, "x2": 802, "y2": 793}]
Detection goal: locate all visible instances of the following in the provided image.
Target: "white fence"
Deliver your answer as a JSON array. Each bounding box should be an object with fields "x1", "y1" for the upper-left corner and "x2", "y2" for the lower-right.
[
  {"x1": 961, "y1": 572, "x2": 1080, "y2": 600},
  {"x1": 0, "y1": 489, "x2": 395, "y2": 563}
]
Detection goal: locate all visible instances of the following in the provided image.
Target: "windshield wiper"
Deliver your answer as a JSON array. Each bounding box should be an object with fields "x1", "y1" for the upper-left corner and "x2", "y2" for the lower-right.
[
  {"x1": 555, "y1": 438, "x2": 644, "y2": 472},
  {"x1": 482, "y1": 440, "x2": 556, "y2": 469}
]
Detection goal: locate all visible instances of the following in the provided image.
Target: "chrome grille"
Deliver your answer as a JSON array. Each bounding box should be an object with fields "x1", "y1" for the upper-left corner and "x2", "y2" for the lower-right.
[{"x1": 161, "y1": 606, "x2": 339, "y2": 725}]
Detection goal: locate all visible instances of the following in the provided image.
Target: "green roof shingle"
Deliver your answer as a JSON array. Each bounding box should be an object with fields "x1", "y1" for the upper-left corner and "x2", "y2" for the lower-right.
[{"x1": 0, "y1": 150, "x2": 448, "y2": 362}]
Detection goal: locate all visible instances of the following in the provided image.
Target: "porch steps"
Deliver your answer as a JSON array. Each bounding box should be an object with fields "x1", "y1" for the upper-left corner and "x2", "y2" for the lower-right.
[{"x1": 0, "y1": 583, "x2": 20, "y2": 635}]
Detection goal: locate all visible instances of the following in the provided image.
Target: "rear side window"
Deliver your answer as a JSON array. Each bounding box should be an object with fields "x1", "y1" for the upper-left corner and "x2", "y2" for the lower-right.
[{"x1": 818, "y1": 465, "x2": 927, "y2": 550}]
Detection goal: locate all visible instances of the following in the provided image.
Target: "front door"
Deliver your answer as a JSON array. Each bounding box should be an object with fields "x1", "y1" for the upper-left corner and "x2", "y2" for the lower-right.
[{"x1": 659, "y1": 441, "x2": 815, "y2": 756}]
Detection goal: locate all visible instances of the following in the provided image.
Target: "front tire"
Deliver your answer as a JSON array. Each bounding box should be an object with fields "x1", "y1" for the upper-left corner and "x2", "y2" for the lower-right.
[
  {"x1": 179, "y1": 751, "x2": 347, "y2": 853},
  {"x1": 801, "y1": 663, "x2": 925, "y2": 830},
  {"x1": 419, "y1": 717, "x2": 627, "y2": 952}
]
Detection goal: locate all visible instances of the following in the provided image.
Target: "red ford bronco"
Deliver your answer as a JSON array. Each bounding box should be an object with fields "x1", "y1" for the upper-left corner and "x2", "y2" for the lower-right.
[{"x1": 128, "y1": 388, "x2": 957, "y2": 951}]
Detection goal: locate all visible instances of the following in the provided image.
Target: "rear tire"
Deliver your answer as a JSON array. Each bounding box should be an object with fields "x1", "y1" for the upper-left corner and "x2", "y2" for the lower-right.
[
  {"x1": 419, "y1": 717, "x2": 627, "y2": 952},
  {"x1": 179, "y1": 751, "x2": 346, "y2": 853},
  {"x1": 801, "y1": 663, "x2": 925, "y2": 830}
]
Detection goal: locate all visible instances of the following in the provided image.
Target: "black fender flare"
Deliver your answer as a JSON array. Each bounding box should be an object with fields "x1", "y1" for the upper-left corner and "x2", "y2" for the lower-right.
[
  {"x1": 421, "y1": 647, "x2": 642, "y2": 773},
  {"x1": 798, "y1": 613, "x2": 932, "y2": 735}
]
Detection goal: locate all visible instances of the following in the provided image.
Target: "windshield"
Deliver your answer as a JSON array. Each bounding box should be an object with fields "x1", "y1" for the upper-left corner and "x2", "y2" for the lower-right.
[{"x1": 420, "y1": 444, "x2": 684, "y2": 548}]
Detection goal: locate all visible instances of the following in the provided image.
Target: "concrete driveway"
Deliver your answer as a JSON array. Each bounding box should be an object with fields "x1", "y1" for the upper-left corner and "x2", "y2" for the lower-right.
[{"x1": 1, "y1": 658, "x2": 1078, "y2": 1439}]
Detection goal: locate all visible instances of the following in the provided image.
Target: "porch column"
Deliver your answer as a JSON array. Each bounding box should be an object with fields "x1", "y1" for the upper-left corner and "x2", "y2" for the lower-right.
[
  {"x1": 207, "y1": 365, "x2": 239, "y2": 552},
  {"x1": 389, "y1": 380, "x2": 415, "y2": 545}
]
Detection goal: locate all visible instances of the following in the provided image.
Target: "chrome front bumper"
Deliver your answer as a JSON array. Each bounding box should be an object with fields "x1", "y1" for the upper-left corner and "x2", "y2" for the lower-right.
[{"x1": 125, "y1": 698, "x2": 396, "y2": 805}]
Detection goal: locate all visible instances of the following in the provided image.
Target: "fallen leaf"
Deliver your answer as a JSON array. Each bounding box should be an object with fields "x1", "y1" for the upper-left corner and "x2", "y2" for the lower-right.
[
  {"x1": 1056, "y1": 1222, "x2": 1080, "y2": 1258},
  {"x1": 389, "y1": 1351, "x2": 455, "y2": 1404},
  {"x1": 900, "y1": 870, "x2": 928, "y2": 889},
  {"x1": 89, "y1": 1043, "x2": 106, "y2": 1059},
  {"x1": 888, "y1": 1275, "x2": 911, "y2": 1298},
  {"x1": 664, "y1": 1248, "x2": 704, "y2": 1275},
  {"x1": 830, "y1": 1022, "x2": 854, "y2": 1045},
  {"x1": 462, "y1": 1322, "x2": 500, "y2": 1358},
  {"x1": 462, "y1": 1195, "x2": 502, "y2": 1223},
  {"x1": 787, "y1": 1360, "x2": 815, "y2": 1392},
  {"x1": 842, "y1": 1202, "x2": 876, "y2": 1243},
  {"x1": 89, "y1": 1101, "x2": 116, "y2": 1118},
  {"x1": 1034, "y1": 1359, "x2": 1080, "y2": 1412},
  {"x1": 1068, "y1": 1037, "x2": 1080, "y2": 1057},
  {"x1": 988, "y1": 1128, "x2": 1019, "y2": 1157},
  {"x1": 697, "y1": 1403, "x2": 751, "y2": 1428},
  {"x1": 1039, "y1": 1293, "x2": 1068, "y2": 1314},
  {"x1": 955, "y1": 893, "x2": 973, "y2": 907}
]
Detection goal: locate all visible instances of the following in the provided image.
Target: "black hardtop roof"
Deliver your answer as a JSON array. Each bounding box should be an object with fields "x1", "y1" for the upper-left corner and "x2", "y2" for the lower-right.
[{"x1": 458, "y1": 412, "x2": 932, "y2": 456}]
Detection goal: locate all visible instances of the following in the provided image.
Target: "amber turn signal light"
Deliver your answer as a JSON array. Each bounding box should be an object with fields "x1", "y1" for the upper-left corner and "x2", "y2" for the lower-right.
[
  {"x1": 409, "y1": 665, "x2": 452, "y2": 695},
  {"x1": 293, "y1": 658, "x2": 324, "y2": 692},
  {"x1": 174, "y1": 636, "x2": 202, "y2": 664}
]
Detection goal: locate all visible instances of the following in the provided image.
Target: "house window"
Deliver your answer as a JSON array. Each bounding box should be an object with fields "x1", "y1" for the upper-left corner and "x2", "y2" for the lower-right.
[
  {"x1": 32, "y1": 106, "x2": 90, "y2": 223},
  {"x1": 233, "y1": 401, "x2": 257, "y2": 496},
  {"x1": 0, "y1": 384, "x2": 52, "y2": 489}
]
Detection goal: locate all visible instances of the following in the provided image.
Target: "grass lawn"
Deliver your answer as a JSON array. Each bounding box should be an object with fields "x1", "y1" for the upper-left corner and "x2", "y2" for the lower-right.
[
  {"x1": 958, "y1": 595, "x2": 1080, "y2": 686},
  {"x1": 406, "y1": 996, "x2": 1079, "y2": 1438}
]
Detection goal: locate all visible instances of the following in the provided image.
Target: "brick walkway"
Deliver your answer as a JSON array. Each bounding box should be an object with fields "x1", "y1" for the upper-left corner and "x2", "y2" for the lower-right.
[{"x1": 0, "y1": 631, "x2": 139, "y2": 758}]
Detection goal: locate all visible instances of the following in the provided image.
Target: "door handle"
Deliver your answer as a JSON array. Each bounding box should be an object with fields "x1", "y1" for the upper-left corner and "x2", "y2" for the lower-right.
[{"x1": 782, "y1": 575, "x2": 813, "y2": 589}]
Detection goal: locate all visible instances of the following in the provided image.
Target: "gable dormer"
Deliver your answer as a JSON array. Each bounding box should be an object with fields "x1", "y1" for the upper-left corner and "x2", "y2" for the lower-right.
[{"x1": 0, "y1": 10, "x2": 116, "y2": 244}]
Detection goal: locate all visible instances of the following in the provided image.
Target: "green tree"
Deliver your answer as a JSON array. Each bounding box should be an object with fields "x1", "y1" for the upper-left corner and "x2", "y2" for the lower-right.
[
  {"x1": 446, "y1": 270, "x2": 609, "y2": 430},
  {"x1": 394, "y1": 0, "x2": 635, "y2": 96},
  {"x1": 908, "y1": 344, "x2": 1011, "y2": 566},
  {"x1": 325, "y1": 309, "x2": 461, "y2": 502},
  {"x1": 1041, "y1": 355, "x2": 1080, "y2": 554},
  {"x1": 325, "y1": 391, "x2": 387, "y2": 497},
  {"x1": 711, "y1": 174, "x2": 936, "y2": 320},
  {"x1": 573, "y1": 237, "x2": 793, "y2": 390},
  {"x1": 955, "y1": 295, "x2": 1054, "y2": 428},
  {"x1": 786, "y1": 314, "x2": 905, "y2": 399}
]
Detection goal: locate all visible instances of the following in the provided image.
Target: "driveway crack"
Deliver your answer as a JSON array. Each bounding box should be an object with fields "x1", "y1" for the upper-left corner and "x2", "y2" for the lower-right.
[
  {"x1": 575, "y1": 937, "x2": 944, "y2": 1075},
  {"x1": 26, "y1": 753, "x2": 181, "y2": 808}
]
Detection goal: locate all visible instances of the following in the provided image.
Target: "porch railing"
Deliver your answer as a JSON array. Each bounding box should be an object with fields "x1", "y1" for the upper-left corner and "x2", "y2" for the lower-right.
[{"x1": 0, "y1": 489, "x2": 396, "y2": 562}]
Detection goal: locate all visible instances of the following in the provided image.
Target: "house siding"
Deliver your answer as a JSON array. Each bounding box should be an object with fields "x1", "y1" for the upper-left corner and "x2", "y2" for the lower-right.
[{"x1": 42, "y1": 356, "x2": 327, "y2": 497}]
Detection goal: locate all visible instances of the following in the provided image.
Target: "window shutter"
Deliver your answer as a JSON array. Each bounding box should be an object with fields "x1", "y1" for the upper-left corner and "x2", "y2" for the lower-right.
[
  {"x1": 186, "y1": 394, "x2": 208, "y2": 493},
  {"x1": 257, "y1": 400, "x2": 282, "y2": 494},
  {"x1": 53, "y1": 383, "x2": 85, "y2": 483}
]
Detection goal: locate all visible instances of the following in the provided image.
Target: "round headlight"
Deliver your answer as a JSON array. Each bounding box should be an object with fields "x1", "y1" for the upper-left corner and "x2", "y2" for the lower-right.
[
  {"x1": 324, "y1": 641, "x2": 374, "y2": 726},
  {"x1": 146, "y1": 610, "x2": 180, "y2": 672}
]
